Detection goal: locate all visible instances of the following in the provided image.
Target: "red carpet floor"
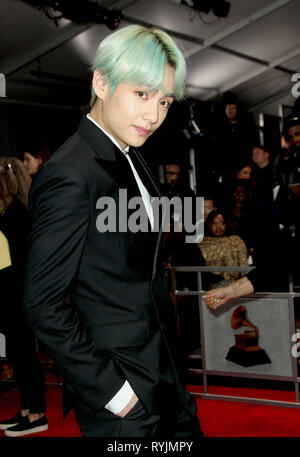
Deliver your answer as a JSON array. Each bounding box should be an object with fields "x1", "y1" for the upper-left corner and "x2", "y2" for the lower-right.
[
  {"x1": 189, "y1": 385, "x2": 300, "y2": 437},
  {"x1": 1, "y1": 384, "x2": 300, "y2": 437}
]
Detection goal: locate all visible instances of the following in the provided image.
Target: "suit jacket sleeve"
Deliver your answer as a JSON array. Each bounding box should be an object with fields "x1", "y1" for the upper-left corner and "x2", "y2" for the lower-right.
[{"x1": 23, "y1": 161, "x2": 124, "y2": 411}]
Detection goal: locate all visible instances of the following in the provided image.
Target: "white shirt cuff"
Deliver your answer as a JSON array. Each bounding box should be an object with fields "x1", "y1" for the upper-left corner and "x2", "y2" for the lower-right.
[{"x1": 105, "y1": 380, "x2": 134, "y2": 414}]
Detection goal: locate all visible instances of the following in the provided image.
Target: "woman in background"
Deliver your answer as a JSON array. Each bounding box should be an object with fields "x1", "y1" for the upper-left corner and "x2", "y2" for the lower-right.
[
  {"x1": 23, "y1": 145, "x2": 51, "y2": 178},
  {"x1": 236, "y1": 162, "x2": 253, "y2": 181},
  {"x1": 0, "y1": 157, "x2": 47, "y2": 437},
  {"x1": 197, "y1": 209, "x2": 249, "y2": 289},
  {"x1": 9, "y1": 157, "x2": 31, "y2": 205}
]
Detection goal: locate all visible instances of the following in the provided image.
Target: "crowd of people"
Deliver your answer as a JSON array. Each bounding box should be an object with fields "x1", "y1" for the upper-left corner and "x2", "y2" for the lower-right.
[
  {"x1": 163, "y1": 97, "x2": 300, "y2": 295},
  {"x1": 159, "y1": 99, "x2": 300, "y2": 359}
]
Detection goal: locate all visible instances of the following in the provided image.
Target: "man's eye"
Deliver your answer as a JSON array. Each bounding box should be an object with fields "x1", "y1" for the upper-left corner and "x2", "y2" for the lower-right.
[
  {"x1": 136, "y1": 91, "x2": 147, "y2": 99},
  {"x1": 161, "y1": 100, "x2": 171, "y2": 108}
]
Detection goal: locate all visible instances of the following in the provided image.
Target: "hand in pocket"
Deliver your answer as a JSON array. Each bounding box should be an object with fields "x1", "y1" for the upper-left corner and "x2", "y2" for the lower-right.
[{"x1": 117, "y1": 393, "x2": 139, "y2": 418}]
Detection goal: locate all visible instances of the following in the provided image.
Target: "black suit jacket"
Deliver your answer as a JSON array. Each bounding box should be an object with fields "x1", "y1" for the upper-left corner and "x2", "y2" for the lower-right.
[{"x1": 23, "y1": 116, "x2": 188, "y2": 416}]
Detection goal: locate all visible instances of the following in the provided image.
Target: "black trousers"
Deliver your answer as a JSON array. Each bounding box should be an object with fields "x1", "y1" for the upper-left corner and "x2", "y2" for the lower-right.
[
  {"x1": 1, "y1": 311, "x2": 46, "y2": 414},
  {"x1": 74, "y1": 388, "x2": 202, "y2": 438}
]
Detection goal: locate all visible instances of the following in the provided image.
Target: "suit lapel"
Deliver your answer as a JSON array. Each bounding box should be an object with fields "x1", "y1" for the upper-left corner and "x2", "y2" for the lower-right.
[{"x1": 94, "y1": 154, "x2": 141, "y2": 198}]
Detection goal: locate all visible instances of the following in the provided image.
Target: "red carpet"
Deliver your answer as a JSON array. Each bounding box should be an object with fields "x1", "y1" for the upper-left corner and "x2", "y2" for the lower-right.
[
  {"x1": 1, "y1": 383, "x2": 300, "y2": 437},
  {"x1": 189, "y1": 385, "x2": 300, "y2": 437}
]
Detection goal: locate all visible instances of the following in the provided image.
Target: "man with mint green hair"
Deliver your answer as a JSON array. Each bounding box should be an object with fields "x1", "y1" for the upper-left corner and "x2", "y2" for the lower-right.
[{"x1": 23, "y1": 24, "x2": 203, "y2": 438}]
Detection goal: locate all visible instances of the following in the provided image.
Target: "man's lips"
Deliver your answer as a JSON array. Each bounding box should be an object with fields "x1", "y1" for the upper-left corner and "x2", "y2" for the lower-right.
[{"x1": 134, "y1": 126, "x2": 152, "y2": 136}]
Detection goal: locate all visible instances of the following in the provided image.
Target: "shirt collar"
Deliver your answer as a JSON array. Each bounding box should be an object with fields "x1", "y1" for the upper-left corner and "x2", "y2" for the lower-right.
[{"x1": 86, "y1": 113, "x2": 129, "y2": 155}]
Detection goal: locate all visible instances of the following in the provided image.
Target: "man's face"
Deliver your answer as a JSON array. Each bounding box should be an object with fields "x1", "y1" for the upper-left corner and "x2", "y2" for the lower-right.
[
  {"x1": 165, "y1": 164, "x2": 181, "y2": 187},
  {"x1": 225, "y1": 103, "x2": 237, "y2": 121},
  {"x1": 286, "y1": 125, "x2": 300, "y2": 150},
  {"x1": 92, "y1": 65, "x2": 175, "y2": 150},
  {"x1": 233, "y1": 185, "x2": 247, "y2": 204},
  {"x1": 252, "y1": 147, "x2": 269, "y2": 168}
]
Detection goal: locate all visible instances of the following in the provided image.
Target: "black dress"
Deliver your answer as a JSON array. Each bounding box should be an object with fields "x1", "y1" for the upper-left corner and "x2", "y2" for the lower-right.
[{"x1": 0, "y1": 197, "x2": 46, "y2": 413}]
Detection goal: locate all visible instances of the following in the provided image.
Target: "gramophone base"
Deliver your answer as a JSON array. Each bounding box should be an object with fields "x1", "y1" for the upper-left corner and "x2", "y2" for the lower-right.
[{"x1": 226, "y1": 346, "x2": 271, "y2": 367}]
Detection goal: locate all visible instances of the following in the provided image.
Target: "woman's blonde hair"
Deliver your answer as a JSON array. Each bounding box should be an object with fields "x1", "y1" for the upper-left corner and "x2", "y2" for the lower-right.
[{"x1": 9, "y1": 157, "x2": 31, "y2": 208}]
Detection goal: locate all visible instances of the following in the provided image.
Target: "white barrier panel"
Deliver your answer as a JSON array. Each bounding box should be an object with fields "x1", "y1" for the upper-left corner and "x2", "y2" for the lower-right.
[{"x1": 201, "y1": 297, "x2": 293, "y2": 377}]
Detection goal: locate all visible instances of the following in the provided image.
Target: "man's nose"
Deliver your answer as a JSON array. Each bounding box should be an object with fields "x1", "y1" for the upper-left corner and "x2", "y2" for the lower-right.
[{"x1": 143, "y1": 101, "x2": 159, "y2": 124}]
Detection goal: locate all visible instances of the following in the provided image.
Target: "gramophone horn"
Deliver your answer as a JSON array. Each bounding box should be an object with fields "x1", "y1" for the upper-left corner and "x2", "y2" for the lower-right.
[
  {"x1": 231, "y1": 305, "x2": 258, "y2": 333},
  {"x1": 231, "y1": 306, "x2": 246, "y2": 329}
]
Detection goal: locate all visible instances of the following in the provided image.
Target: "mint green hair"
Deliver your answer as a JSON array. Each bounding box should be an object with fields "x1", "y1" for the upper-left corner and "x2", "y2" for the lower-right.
[{"x1": 90, "y1": 25, "x2": 186, "y2": 106}]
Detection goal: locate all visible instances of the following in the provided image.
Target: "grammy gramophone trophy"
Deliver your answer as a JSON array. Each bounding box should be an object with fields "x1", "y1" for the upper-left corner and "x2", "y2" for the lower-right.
[{"x1": 226, "y1": 305, "x2": 271, "y2": 367}]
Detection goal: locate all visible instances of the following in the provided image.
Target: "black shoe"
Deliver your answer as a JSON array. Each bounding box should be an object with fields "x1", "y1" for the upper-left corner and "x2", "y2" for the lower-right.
[
  {"x1": 5, "y1": 415, "x2": 48, "y2": 437},
  {"x1": 0, "y1": 412, "x2": 24, "y2": 430}
]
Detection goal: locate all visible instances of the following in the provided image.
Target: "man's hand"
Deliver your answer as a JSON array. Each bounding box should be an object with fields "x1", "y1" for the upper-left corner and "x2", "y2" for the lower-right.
[{"x1": 116, "y1": 393, "x2": 139, "y2": 417}]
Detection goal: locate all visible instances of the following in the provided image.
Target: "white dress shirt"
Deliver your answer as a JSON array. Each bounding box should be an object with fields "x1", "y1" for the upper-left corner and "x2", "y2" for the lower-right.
[{"x1": 87, "y1": 113, "x2": 152, "y2": 414}]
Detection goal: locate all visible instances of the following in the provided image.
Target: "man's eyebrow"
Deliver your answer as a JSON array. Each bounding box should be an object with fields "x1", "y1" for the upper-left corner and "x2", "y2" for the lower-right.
[
  {"x1": 136, "y1": 86, "x2": 175, "y2": 99},
  {"x1": 161, "y1": 92, "x2": 175, "y2": 100}
]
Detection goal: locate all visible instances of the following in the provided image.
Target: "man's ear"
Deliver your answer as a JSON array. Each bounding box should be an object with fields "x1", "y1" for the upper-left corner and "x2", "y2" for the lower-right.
[{"x1": 92, "y1": 70, "x2": 108, "y2": 100}]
